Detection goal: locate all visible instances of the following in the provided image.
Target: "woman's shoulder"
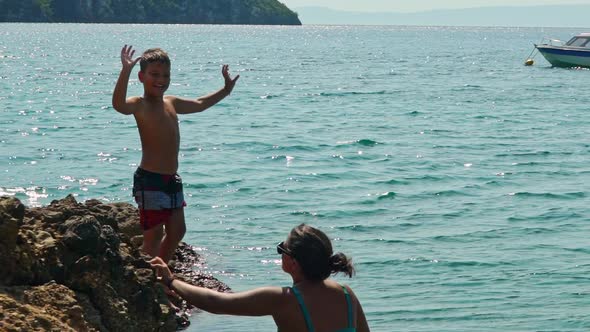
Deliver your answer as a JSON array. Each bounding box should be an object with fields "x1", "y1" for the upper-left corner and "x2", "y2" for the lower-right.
[{"x1": 324, "y1": 279, "x2": 351, "y2": 291}]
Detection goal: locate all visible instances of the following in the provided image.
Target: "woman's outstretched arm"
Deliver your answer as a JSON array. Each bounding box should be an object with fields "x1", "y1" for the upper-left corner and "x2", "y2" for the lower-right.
[{"x1": 150, "y1": 257, "x2": 283, "y2": 316}]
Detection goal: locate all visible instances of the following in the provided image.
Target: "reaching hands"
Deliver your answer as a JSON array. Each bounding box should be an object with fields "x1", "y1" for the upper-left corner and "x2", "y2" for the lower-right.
[
  {"x1": 121, "y1": 44, "x2": 141, "y2": 70},
  {"x1": 150, "y1": 257, "x2": 175, "y2": 287},
  {"x1": 222, "y1": 65, "x2": 240, "y2": 94}
]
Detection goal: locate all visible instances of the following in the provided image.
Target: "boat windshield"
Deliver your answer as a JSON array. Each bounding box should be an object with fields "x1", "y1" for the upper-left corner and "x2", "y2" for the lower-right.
[{"x1": 566, "y1": 36, "x2": 590, "y2": 47}]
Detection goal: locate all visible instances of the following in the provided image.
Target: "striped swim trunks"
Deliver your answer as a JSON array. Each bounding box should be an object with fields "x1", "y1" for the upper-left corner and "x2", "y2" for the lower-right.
[{"x1": 132, "y1": 167, "x2": 186, "y2": 230}]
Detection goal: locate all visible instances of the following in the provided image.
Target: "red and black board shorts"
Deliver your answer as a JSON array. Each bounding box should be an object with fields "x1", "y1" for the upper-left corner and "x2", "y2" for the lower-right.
[{"x1": 132, "y1": 167, "x2": 186, "y2": 230}]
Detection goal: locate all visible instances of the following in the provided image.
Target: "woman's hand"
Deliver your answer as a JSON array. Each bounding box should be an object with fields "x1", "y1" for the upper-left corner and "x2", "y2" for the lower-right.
[{"x1": 149, "y1": 256, "x2": 175, "y2": 286}]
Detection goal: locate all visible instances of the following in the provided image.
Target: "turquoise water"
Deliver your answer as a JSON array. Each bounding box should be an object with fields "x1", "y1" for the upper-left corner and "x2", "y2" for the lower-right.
[{"x1": 2, "y1": 24, "x2": 590, "y2": 331}]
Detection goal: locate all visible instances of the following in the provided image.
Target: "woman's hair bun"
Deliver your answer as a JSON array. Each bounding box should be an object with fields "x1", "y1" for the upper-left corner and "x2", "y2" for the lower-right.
[{"x1": 329, "y1": 252, "x2": 355, "y2": 278}]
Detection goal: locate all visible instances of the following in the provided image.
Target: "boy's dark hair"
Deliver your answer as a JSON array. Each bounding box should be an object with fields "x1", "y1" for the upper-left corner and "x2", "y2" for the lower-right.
[
  {"x1": 286, "y1": 224, "x2": 355, "y2": 281},
  {"x1": 140, "y1": 48, "x2": 171, "y2": 72}
]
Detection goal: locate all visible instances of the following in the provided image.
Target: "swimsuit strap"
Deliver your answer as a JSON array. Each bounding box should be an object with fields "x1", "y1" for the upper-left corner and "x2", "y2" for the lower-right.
[
  {"x1": 341, "y1": 285, "x2": 353, "y2": 328},
  {"x1": 292, "y1": 286, "x2": 315, "y2": 332}
]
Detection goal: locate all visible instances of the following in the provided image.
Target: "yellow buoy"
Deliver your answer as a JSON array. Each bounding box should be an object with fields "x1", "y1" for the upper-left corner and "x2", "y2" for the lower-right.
[{"x1": 524, "y1": 59, "x2": 534, "y2": 66}]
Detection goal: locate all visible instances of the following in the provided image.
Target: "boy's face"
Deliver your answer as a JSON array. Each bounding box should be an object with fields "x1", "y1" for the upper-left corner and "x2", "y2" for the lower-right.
[{"x1": 139, "y1": 62, "x2": 171, "y2": 97}]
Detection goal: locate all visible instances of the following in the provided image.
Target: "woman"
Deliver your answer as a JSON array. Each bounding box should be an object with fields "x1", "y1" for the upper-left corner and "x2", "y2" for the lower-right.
[{"x1": 150, "y1": 223, "x2": 370, "y2": 332}]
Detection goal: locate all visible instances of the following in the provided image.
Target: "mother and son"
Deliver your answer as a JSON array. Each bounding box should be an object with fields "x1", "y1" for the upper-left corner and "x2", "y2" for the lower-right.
[{"x1": 112, "y1": 45, "x2": 370, "y2": 331}]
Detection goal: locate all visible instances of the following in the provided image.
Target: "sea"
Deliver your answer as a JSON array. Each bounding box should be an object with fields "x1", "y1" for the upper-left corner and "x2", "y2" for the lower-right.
[{"x1": 1, "y1": 23, "x2": 589, "y2": 331}]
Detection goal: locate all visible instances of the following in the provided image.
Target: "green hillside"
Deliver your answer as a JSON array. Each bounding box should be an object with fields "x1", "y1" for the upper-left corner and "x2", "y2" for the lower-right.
[{"x1": 0, "y1": 0, "x2": 301, "y2": 25}]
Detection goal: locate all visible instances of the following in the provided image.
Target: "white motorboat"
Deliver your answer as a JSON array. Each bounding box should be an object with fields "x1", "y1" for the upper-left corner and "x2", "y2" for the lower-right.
[{"x1": 535, "y1": 33, "x2": 590, "y2": 68}]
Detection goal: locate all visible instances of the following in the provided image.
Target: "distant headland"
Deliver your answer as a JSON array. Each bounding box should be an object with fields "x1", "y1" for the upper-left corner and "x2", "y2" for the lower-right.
[{"x1": 0, "y1": 0, "x2": 302, "y2": 25}]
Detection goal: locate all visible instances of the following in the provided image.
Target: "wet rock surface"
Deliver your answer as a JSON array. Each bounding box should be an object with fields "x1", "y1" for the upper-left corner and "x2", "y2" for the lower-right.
[{"x1": 0, "y1": 195, "x2": 230, "y2": 331}]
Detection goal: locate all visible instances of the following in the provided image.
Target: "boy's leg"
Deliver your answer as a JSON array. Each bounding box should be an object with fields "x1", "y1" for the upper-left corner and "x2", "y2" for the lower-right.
[
  {"x1": 142, "y1": 224, "x2": 165, "y2": 258},
  {"x1": 159, "y1": 208, "x2": 186, "y2": 263}
]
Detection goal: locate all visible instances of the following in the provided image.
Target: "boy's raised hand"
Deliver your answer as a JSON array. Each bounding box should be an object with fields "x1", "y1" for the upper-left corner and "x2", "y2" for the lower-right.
[
  {"x1": 121, "y1": 44, "x2": 141, "y2": 70},
  {"x1": 222, "y1": 64, "x2": 240, "y2": 94}
]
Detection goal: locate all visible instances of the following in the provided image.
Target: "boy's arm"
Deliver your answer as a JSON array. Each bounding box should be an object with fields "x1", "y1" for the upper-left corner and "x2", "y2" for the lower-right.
[
  {"x1": 112, "y1": 45, "x2": 141, "y2": 115},
  {"x1": 173, "y1": 64, "x2": 239, "y2": 114}
]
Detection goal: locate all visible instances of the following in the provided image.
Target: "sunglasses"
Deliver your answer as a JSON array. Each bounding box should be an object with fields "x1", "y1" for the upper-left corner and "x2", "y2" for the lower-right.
[{"x1": 276, "y1": 241, "x2": 294, "y2": 256}]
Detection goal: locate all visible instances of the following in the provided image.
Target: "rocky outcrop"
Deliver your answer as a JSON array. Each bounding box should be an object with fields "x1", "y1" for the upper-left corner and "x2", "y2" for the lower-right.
[{"x1": 0, "y1": 195, "x2": 229, "y2": 331}]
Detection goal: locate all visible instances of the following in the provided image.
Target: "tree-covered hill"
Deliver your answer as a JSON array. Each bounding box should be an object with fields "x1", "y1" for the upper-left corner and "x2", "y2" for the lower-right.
[{"x1": 0, "y1": 0, "x2": 301, "y2": 25}]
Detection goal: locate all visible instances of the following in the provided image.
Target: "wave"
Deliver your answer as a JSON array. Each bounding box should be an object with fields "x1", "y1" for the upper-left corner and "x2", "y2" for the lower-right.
[
  {"x1": 187, "y1": 183, "x2": 207, "y2": 189},
  {"x1": 318, "y1": 90, "x2": 389, "y2": 97},
  {"x1": 331, "y1": 223, "x2": 387, "y2": 232},
  {"x1": 484, "y1": 179, "x2": 512, "y2": 186},
  {"x1": 472, "y1": 114, "x2": 500, "y2": 119},
  {"x1": 505, "y1": 226, "x2": 555, "y2": 235},
  {"x1": 375, "y1": 179, "x2": 409, "y2": 185},
  {"x1": 451, "y1": 84, "x2": 485, "y2": 91},
  {"x1": 259, "y1": 94, "x2": 282, "y2": 99},
  {"x1": 321, "y1": 208, "x2": 392, "y2": 219},
  {"x1": 509, "y1": 191, "x2": 586, "y2": 199},
  {"x1": 357, "y1": 139, "x2": 379, "y2": 147},
  {"x1": 335, "y1": 139, "x2": 381, "y2": 147},
  {"x1": 357, "y1": 192, "x2": 397, "y2": 205},
  {"x1": 564, "y1": 247, "x2": 590, "y2": 254},
  {"x1": 219, "y1": 141, "x2": 275, "y2": 149},
  {"x1": 377, "y1": 191, "x2": 396, "y2": 200},
  {"x1": 506, "y1": 211, "x2": 585, "y2": 223},
  {"x1": 407, "y1": 189, "x2": 474, "y2": 198},
  {"x1": 289, "y1": 210, "x2": 326, "y2": 218},
  {"x1": 402, "y1": 175, "x2": 453, "y2": 182},
  {"x1": 362, "y1": 258, "x2": 411, "y2": 266},
  {"x1": 495, "y1": 150, "x2": 556, "y2": 157},
  {"x1": 444, "y1": 260, "x2": 505, "y2": 268}
]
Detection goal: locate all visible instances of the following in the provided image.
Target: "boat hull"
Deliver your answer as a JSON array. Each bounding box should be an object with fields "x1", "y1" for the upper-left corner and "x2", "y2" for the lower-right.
[{"x1": 535, "y1": 45, "x2": 590, "y2": 68}]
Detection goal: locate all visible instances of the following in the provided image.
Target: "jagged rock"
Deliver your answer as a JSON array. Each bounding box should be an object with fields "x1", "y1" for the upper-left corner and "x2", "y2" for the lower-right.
[
  {"x1": 61, "y1": 215, "x2": 102, "y2": 255},
  {"x1": 0, "y1": 282, "x2": 104, "y2": 331},
  {"x1": 0, "y1": 197, "x2": 23, "y2": 250},
  {"x1": 0, "y1": 195, "x2": 230, "y2": 331},
  {"x1": 0, "y1": 196, "x2": 25, "y2": 220},
  {"x1": 0, "y1": 197, "x2": 24, "y2": 285}
]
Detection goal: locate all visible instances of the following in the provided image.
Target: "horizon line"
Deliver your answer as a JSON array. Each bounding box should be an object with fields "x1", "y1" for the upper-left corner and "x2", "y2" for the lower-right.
[{"x1": 293, "y1": 3, "x2": 590, "y2": 15}]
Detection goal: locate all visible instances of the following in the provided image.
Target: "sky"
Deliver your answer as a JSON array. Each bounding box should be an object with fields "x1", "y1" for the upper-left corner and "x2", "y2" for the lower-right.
[{"x1": 280, "y1": 0, "x2": 590, "y2": 13}]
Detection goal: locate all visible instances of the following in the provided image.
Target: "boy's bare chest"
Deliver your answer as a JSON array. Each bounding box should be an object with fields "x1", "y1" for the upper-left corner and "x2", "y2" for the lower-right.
[{"x1": 136, "y1": 106, "x2": 179, "y2": 133}]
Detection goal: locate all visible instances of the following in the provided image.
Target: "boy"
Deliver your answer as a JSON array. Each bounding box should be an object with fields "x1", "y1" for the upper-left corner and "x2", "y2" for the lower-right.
[{"x1": 112, "y1": 45, "x2": 239, "y2": 263}]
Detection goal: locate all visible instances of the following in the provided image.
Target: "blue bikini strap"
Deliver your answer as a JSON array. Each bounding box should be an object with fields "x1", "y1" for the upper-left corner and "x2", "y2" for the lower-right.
[
  {"x1": 342, "y1": 285, "x2": 353, "y2": 327},
  {"x1": 292, "y1": 286, "x2": 315, "y2": 332}
]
